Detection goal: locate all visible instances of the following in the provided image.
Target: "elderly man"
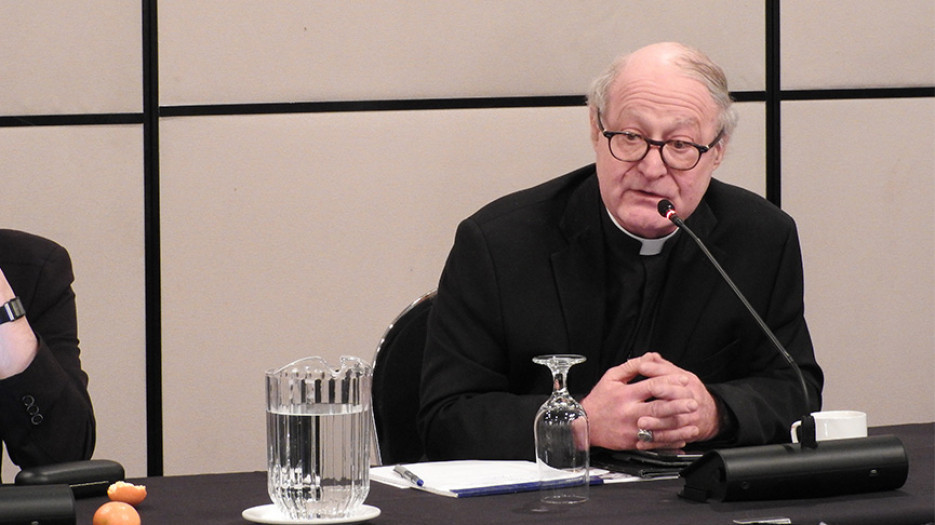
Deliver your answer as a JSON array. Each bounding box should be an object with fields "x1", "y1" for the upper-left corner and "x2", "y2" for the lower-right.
[{"x1": 418, "y1": 42, "x2": 823, "y2": 460}]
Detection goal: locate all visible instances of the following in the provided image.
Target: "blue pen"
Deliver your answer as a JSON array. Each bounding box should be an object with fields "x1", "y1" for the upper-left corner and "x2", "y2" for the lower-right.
[{"x1": 393, "y1": 465, "x2": 424, "y2": 487}]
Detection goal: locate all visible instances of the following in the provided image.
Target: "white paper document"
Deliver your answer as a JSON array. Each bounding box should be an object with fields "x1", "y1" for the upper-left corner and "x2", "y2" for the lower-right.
[{"x1": 371, "y1": 460, "x2": 639, "y2": 498}]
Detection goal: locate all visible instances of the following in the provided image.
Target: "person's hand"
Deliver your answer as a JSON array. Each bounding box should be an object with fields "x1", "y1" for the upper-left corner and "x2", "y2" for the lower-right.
[
  {"x1": 580, "y1": 353, "x2": 720, "y2": 450},
  {"x1": 630, "y1": 353, "x2": 721, "y2": 449},
  {"x1": 0, "y1": 267, "x2": 38, "y2": 379}
]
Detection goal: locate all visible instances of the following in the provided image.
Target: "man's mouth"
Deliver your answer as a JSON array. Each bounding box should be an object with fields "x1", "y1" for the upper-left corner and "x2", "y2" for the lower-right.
[{"x1": 631, "y1": 189, "x2": 666, "y2": 202}]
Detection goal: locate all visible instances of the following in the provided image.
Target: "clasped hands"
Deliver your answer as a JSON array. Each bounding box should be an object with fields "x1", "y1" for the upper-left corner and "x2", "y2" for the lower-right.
[{"x1": 580, "y1": 352, "x2": 720, "y2": 451}]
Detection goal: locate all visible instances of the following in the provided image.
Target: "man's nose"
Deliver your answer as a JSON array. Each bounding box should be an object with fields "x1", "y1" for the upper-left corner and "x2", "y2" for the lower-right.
[{"x1": 639, "y1": 144, "x2": 668, "y2": 177}]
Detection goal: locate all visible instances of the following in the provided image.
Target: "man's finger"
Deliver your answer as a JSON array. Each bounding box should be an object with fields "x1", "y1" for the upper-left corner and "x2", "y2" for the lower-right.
[
  {"x1": 635, "y1": 374, "x2": 691, "y2": 401},
  {"x1": 602, "y1": 355, "x2": 654, "y2": 383},
  {"x1": 640, "y1": 398, "x2": 699, "y2": 422}
]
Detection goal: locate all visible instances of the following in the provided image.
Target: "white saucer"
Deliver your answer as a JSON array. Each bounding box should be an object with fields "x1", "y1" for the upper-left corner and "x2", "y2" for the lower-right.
[{"x1": 242, "y1": 504, "x2": 381, "y2": 524}]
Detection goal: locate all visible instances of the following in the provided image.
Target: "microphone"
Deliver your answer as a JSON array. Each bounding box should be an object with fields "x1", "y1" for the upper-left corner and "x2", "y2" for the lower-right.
[
  {"x1": 656, "y1": 199, "x2": 908, "y2": 502},
  {"x1": 657, "y1": 199, "x2": 817, "y2": 447}
]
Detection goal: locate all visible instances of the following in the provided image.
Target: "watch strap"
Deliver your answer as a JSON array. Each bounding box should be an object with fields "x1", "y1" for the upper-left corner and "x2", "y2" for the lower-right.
[{"x1": 0, "y1": 297, "x2": 25, "y2": 325}]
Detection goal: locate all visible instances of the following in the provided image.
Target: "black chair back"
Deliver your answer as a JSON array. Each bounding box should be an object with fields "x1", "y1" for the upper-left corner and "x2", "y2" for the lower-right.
[{"x1": 372, "y1": 291, "x2": 435, "y2": 465}]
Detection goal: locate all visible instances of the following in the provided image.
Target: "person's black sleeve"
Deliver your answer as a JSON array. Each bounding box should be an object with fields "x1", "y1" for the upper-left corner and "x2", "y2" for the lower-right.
[{"x1": 0, "y1": 242, "x2": 95, "y2": 468}]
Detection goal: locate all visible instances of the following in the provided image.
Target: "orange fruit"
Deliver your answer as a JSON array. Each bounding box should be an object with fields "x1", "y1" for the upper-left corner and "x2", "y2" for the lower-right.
[
  {"x1": 107, "y1": 481, "x2": 147, "y2": 506},
  {"x1": 92, "y1": 501, "x2": 141, "y2": 525}
]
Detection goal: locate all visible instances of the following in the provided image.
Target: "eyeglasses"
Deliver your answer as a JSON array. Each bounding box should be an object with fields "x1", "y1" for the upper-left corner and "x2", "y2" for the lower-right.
[{"x1": 597, "y1": 112, "x2": 723, "y2": 171}]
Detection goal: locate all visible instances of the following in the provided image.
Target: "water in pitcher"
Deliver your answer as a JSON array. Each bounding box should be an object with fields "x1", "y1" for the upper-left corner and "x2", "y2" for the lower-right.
[{"x1": 267, "y1": 403, "x2": 371, "y2": 519}]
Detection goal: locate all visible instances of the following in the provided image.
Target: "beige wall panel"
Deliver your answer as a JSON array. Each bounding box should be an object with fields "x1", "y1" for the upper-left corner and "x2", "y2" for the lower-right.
[
  {"x1": 158, "y1": 0, "x2": 764, "y2": 106},
  {"x1": 0, "y1": 126, "x2": 147, "y2": 480},
  {"x1": 717, "y1": 102, "x2": 766, "y2": 196},
  {"x1": 782, "y1": 1, "x2": 935, "y2": 89},
  {"x1": 782, "y1": 98, "x2": 934, "y2": 426},
  {"x1": 159, "y1": 99, "x2": 766, "y2": 475},
  {"x1": 0, "y1": 1, "x2": 142, "y2": 116},
  {"x1": 159, "y1": 106, "x2": 591, "y2": 474}
]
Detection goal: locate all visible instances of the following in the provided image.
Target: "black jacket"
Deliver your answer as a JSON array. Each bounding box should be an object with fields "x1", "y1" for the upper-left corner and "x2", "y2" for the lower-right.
[
  {"x1": 419, "y1": 165, "x2": 823, "y2": 460},
  {"x1": 0, "y1": 230, "x2": 95, "y2": 471}
]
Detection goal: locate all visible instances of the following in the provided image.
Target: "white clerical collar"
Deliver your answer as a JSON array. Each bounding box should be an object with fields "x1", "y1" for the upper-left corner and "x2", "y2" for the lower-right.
[{"x1": 606, "y1": 209, "x2": 678, "y2": 256}]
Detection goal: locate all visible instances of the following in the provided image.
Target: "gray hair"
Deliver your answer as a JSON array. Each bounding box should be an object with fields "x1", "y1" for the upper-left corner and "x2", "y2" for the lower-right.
[{"x1": 586, "y1": 44, "x2": 738, "y2": 139}]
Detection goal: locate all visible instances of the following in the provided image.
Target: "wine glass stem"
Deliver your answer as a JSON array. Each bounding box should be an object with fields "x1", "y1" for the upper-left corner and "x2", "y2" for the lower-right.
[{"x1": 552, "y1": 367, "x2": 569, "y2": 393}]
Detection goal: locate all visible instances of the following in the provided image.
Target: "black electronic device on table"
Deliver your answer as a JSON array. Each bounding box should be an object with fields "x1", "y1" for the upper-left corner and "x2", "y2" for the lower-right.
[
  {"x1": 0, "y1": 459, "x2": 124, "y2": 525},
  {"x1": 592, "y1": 448, "x2": 702, "y2": 479}
]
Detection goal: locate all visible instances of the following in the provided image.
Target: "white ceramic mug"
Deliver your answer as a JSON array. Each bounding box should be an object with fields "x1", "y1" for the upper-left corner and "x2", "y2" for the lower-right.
[{"x1": 791, "y1": 410, "x2": 867, "y2": 443}]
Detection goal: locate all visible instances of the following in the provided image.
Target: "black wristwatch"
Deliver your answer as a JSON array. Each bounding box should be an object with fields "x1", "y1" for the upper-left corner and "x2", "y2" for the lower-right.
[{"x1": 0, "y1": 297, "x2": 25, "y2": 325}]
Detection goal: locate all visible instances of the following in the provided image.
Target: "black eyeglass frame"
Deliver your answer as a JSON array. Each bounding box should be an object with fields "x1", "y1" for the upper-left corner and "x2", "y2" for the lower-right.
[{"x1": 596, "y1": 111, "x2": 724, "y2": 171}]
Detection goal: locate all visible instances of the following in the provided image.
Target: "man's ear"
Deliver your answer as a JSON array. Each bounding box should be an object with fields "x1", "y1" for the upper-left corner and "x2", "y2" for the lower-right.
[
  {"x1": 710, "y1": 138, "x2": 727, "y2": 169},
  {"x1": 589, "y1": 109, "x2": 601, "y2": 148}
]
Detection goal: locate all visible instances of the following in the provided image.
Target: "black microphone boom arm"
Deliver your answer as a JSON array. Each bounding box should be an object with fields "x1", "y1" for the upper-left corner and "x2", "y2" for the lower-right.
[
  {"x1": 655, "y1": 199, "x2": 908, "y2": 502},
  {"x1": 657, "y1": 199, "x2": 816, "y2": 447}
]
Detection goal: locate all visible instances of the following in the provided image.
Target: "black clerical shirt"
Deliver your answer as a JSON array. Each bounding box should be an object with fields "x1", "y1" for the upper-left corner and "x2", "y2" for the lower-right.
[{"x1": 600, "y1": 208, "x2": 675, "y2": 371}]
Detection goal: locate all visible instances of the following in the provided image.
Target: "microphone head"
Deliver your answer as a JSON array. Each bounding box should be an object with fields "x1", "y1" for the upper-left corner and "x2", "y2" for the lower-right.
[{"x1": 657, "y1": 199, "x2": 675, "y2": 218}]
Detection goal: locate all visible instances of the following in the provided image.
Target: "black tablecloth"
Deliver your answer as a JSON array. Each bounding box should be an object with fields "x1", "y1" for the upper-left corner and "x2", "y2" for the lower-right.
[{"x1": 75, "y1": 423, "x2": 934, "y2": 525}]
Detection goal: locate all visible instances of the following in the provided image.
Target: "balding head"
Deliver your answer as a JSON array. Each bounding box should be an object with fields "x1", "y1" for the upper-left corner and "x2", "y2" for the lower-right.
[{"x1": 588, "y1": 42, "x2": 737, "y2": 140}]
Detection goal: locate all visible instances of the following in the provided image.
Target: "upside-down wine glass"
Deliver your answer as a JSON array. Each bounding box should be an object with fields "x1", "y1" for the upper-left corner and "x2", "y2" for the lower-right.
[{"x1": 533, "y1": 354, "x2": 589, "y2": 504}]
